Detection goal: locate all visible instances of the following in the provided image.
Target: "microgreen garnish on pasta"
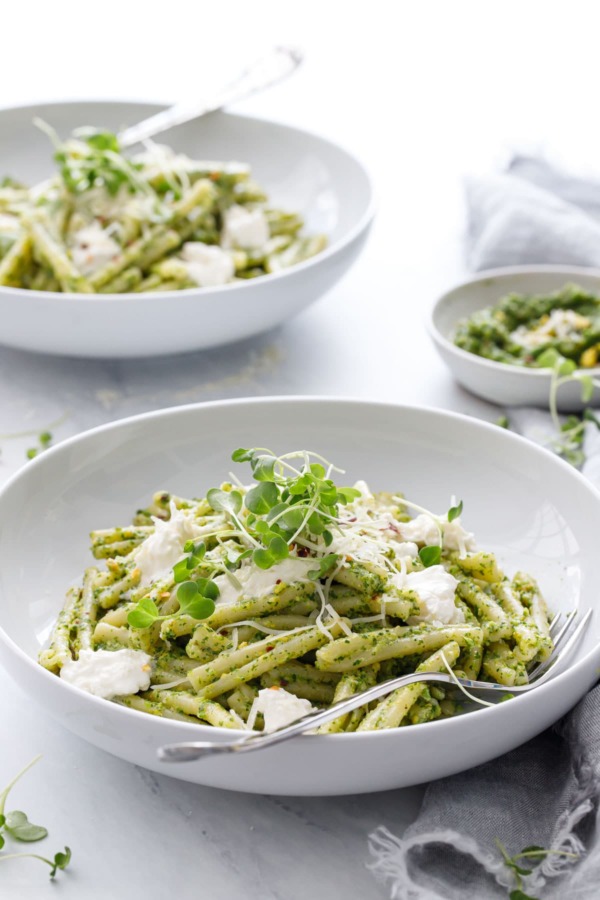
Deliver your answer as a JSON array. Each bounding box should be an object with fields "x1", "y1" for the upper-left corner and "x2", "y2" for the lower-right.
[
  {"x1": 40, "y1": 448, "x2": 554, "y2": 734},
  {"x1": 0, "y1": 123, "x2": 328, "y2": 294}
]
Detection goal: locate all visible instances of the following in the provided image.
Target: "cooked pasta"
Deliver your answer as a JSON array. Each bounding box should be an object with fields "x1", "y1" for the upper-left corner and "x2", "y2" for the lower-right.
[
  {"x1": 40, "y1": 448, "x2": 554, "y2": 733},
  {"x1": 0, "y1": 124, "x2": 327, "y2": 294}
]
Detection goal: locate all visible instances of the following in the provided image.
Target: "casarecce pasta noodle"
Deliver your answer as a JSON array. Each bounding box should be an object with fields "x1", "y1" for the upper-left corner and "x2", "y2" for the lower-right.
[
  {"x1": 40, "y1": 449, "x2": 554, "y2": 734},
  {"x1": 0, "y1": 124, "x2": 327, "y2": 294}
]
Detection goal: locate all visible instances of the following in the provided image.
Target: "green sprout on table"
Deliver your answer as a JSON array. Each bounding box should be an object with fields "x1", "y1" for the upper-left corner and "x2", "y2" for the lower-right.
[
  {"x1": 0, "y1": 755, "x2": 71, "y2": 879},
  {"x1": 536, "y1": 347, "x2": 600, "y2": 466},
  {"x1": 497, "y1": 349, "x2": 600, "y2": 467},
  {"x1": 0, "y1": 412, "x2": 67, "y2": 462},
  {"x1": 495, "y1": 837, "x2": 579, "y2": 899},
  {"x1": 25, "y1": 430, "x2": 53, "y2": 460}
]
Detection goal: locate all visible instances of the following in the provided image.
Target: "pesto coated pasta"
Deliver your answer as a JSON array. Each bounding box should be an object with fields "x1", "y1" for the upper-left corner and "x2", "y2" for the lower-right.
[
  {"x1": 40, "y1": 448, "x2": 554, "y2": 734},
  {"x1": 0, "y1": 124, "x2": 327, "y2": 294}
]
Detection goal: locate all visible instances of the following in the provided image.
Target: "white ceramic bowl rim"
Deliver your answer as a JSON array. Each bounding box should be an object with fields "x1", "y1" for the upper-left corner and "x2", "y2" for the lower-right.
[
  {"x1": 0, "y1": 100, "x2": 376, "y2": 304},
  {"x1": 0, "y1": 395, "x2": 597, "y2": 742},
  {"x1": 429, "y1": 264, "x2": 600, "y2": 379}
]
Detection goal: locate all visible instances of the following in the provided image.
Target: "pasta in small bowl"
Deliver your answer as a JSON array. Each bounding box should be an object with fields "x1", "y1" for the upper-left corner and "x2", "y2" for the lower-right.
[
  {"x1": 0, "y1": 397, "x2": 598, "y2": 795},
  {"x1": 429, "y1": 266, "x2": 600, "y2": 411}
]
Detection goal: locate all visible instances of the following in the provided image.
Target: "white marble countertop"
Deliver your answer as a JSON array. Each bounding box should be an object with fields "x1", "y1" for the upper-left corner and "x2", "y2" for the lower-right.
[{"x1": 1, "y1": 3, "x2": 599, "y2": 897}]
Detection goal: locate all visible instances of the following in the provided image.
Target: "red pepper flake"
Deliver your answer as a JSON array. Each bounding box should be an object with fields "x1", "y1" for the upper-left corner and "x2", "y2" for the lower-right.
[
  {"x1": 266, "y1": 645, "x2": 275, "y2": 652},
  {"x1": 297, "y1": 547, "x2": 309, "y2": 557},
  {"x1": 275, "y1": 579, "x2": 282, "y2": 584},
  {"x1": 280, "y1": 679, "x2": 288, "y2": 687}
]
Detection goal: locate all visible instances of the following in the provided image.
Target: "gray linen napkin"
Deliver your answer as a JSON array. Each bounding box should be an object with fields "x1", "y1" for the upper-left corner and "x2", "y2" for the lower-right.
[
  {"x1": 368, "y1": 161, "x2": 600, "y2": 898},
  {"x1": 467, "y1": 156, "x2": 600, "y2": 271},
  {"x1": 368, "y1": 687, "x2": 600, "y2": 899}
]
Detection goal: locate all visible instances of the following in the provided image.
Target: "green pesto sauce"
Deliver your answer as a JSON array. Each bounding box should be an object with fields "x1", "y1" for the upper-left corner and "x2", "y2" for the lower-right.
[{"x1": 454, "y1": 283, "x2": 600, "y2": 368}]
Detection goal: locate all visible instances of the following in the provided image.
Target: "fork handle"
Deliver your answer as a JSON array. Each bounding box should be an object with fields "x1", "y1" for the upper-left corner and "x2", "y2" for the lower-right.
[
  {"x1": 157, "y1": 671, "x2": 460, "y2": 762},
  {"x1": 119, "y1": 46, "x2": 303, "y2": 148},
  {"x1": 157, "y1": 608, "x2": 593, "y2": 763}
]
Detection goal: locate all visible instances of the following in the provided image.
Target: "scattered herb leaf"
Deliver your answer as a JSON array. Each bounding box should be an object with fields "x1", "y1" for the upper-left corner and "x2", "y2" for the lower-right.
[
  {"x1": 207, "y1": 488, "x2": 243, "y2": 515},
  {"x1": 0, "y1": 757, "x2": 71, "y2": 879},
  {"x1": 308, "y1": 554, "x2": 340, "y2": 580},
  {"x1": 496, "y1": 837, "x2": 580, "y2": 898},
  {"x1": 447, "y1": 500, "x2": 463, "y2": 522},
  {"x1": 4, "y1": 811, "x2": 48, "y2": 842},
  {"x1": 419, "y1": 545, "x2": 441, "y2": 567}
]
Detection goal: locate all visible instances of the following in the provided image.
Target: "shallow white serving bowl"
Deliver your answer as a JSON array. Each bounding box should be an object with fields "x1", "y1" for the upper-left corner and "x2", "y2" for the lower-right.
[
  {"x1": 0, "y1": 101, "x2": 374, "y2": 358},
  {"x1": 0, "y1": 397, "x2": 599, "y2": 796},
  {"x1": 429, "y1": 265, "x2": 600, "y2": 411}
]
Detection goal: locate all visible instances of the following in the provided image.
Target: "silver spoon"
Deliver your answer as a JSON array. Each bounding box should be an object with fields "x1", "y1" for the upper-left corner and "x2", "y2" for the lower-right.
[{"x1": 118, "y1": 45, "x2": 303, "y2": 149}]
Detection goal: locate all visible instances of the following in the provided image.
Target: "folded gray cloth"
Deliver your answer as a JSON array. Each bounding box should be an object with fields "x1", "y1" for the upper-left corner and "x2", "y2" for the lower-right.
[
  {"x1": 466, "y1": 157, "x2": 600, "y2": 271},
  {"x1": 369, "y1": 686, "x2": 599, "y2": 899},
  {"x1": 368, "y1": 415, "x2": 600, "y2": 899}
]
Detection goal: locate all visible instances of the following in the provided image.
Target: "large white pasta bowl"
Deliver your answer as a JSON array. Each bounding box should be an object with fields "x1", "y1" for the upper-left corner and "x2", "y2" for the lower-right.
[
  {"x1": 0, "y1": 101, "x2": 374, "y2": 358},
  {"x1": 0, "y1": 397, "x2": 599, "y2": 795}
]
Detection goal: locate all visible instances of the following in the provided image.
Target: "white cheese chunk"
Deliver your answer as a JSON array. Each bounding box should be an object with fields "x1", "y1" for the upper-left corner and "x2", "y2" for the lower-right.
[
  {"x1": 221, "y1": 204, "x2": 269, "y2": 250},
  {"x1": 510, "y1": 309, "x2": 591, "y2": 349},
  {"x1": 70, "y1": 222, "x2": 120, "y2": 276},
  {"x1": 395, "y1": 565, "x2": 464, "y2": 626},
  {"x1": 328, "y1": 530, "x2": 386, "y2": 567},
  {"x1": 134, "y1": 502, "x2": 207, "y2": 587},
  {"x1": 180, "y1": 242, "x2": 234, "y2": 287},
  {"x1": 213, "y1": 557, "x2": 314, "y2": 606},
  {"x1": 397, "y1": 513, "x2": 475, "y2": 555},
  {"x1": 441, "y1": 518, "x2": 476, "y2": 553},
  {"x1": 247, "y1": 687, "x2": 315, "y2": 733},
  {"x1": 398, "y1": 514, "x2": 440, "y2": 545},
  {"x1": 394, "y1": 541, "x2": 420, "y2": 559},
  {"x1": 60, "y1": 648, "x2": 152, "y2": 699}
]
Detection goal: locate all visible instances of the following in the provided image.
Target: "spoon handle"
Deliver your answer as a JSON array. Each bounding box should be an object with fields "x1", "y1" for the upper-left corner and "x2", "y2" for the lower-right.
[{"x1": 119, "y1": 45, "x2": 303, "y2": 148}]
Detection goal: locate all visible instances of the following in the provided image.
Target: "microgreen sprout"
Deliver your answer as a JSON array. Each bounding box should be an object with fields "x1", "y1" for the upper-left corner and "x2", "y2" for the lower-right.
[
  {"x1": 495, "y1": 837, "x2": 579, "y2": 899},
  {"x1": 173, "y1": 540, "x2": 206, "y2": 583},
  {"x1": 308, "y1": 554, "x2": 341, "y2": 581},
  {"x1": 26, "y1": 430, "x2": 54, "y2": 460},
  {"x1": 221, "y1": 448, "x2": 360, "y2": 570},
  {"x1": 0, "y1": 755, "x2": 71, "y2": 879},
  {"x1": 0, "y1": 846, "x2": 71, "y2": 879},
  {"x1": 418, "y1": 545, "x2": 441, "y2": 568},
  {"x1": 34, "y1": 119, "x2": 167, "y2": 220},
  {"x1": 127, "y1": 579, "x2": 217, "y2": 629},
  {"x1": 535, "y1": 349, "x2": 600, "y2": 466},
  {"x1": 0, "y1": 412, "x2": 67, "y2": 462},
  {"x1": 447, "y1": 500, "x2": 463, "y2": 522},
  {"x1": 495, "y1": 351, "x2": 600, "y2": 468}
]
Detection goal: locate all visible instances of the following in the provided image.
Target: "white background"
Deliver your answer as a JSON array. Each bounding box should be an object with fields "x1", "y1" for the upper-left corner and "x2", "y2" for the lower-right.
[{"x1": 0, "y1": 2, "x2": 598, "y2": 897}]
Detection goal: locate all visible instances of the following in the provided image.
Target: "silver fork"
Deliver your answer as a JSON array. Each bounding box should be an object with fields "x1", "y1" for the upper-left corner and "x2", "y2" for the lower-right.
[{"x1": 157, "y1": 608, "x2": 592, "y2": 763}]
